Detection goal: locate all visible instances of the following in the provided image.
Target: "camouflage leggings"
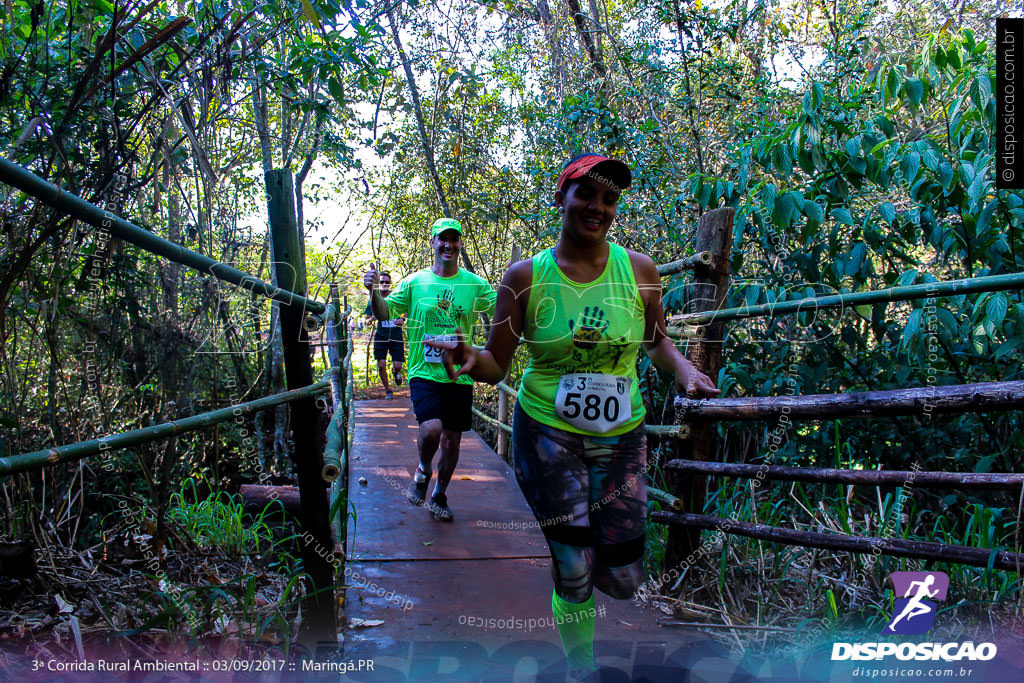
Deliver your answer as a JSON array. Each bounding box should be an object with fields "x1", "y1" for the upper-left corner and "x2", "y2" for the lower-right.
[{"x1": 511, "y1": 402, "x2": 647, "y2": 602}]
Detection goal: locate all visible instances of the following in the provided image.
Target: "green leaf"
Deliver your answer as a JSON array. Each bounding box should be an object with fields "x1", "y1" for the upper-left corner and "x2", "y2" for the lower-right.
[
  {"x1": 803, "y1": 201, "x2": 823, "y2": 223},
  {"x1": 936, "y1": 308, "x2": 959, "y2": 337},
  {"x1": 773, "y1": 145, "x2": 793, "y2": 176},
  {"x1": 760, "y1": 183, "x2": 777, "y2": 213},
  {"x1": 855, "y1": 304, "x2": 872, "y2": 319},
  {"x1": 977, "y1": 199, "x2": 997, "y2": 237},
  {"x1": 879, "y1": 202, "x2": 895, "y2": 224},
  {"x1": 901, "y1": 152, "x2": 921, "y2": 185},
  {"x1": 905, "y1": 78, "x2": 924, "y2": 108},
  {"x1": 831, "y1": 207, "x2": 854, "y2": 226},
  {"x1": 327, "y1": 78, "x2": 345, "y2": 103},
  {"x1": 967, "y1": 168, "x2": 987, "y2": 209},
  {"x1": 975, "y1": 455, "x2": 996, "y2": 473},
  {"x1": 986, "y1": 293, "x2": 1007, "y2": 326},
  {"x1": 972, "y1": 325, "x2": 986, "y2": 353},
  {"x1": 902, "y1": 309, "x2": 922, "y2": 348},
  {"x1": 895, "y1": 269, "x2": 918, "y2": 286}
]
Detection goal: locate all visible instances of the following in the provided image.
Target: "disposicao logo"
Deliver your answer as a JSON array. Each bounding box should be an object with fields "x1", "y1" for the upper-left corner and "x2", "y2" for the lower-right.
[{"x1": 831, "y1": 571, "x2": 998, "y2": 662}]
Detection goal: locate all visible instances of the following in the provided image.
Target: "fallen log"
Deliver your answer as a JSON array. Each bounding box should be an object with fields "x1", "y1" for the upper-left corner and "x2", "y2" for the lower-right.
[{"x1": 239, "y1": 484, "x2": 300, "y2": 517}]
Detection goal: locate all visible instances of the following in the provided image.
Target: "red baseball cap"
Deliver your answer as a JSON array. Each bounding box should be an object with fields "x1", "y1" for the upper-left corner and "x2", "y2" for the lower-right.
[{"x1": 556, "y1": 154, "x2": 632, "y2": 193}]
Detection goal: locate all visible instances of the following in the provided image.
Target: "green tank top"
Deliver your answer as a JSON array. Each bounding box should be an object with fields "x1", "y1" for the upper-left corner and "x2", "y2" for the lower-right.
[{"x1": 519, "y1": 243, "x2": 646, "y2": 436}]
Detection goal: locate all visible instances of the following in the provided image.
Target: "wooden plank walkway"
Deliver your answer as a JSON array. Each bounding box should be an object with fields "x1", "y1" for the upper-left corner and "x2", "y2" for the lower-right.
[{"x1": 339, "y1": 398, "x2": 723, "y2": 681}]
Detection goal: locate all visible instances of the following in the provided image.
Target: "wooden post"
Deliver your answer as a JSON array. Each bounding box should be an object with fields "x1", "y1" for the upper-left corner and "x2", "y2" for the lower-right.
[
  {"x1": 664, "y1": 207, "x2": 734, "y2": 573},
  {"x1": 265, "y1": 168, "x2": 337, "y2": 648},
  {"x1": 496, "y1": 245, "x2": 521, "y2": 460}
]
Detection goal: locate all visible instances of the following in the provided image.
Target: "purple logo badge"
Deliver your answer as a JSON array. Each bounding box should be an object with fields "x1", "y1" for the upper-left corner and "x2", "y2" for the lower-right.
[{"x1": 882, "y1": 571, "x2": 949, "y2": 635}]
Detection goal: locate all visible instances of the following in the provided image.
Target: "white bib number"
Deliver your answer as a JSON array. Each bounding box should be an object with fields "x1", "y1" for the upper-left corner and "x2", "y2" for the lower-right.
[
  {"x1": 555, "y1": 373, "x2": 632, "y2": 433},
  {"x1": 423, "y1": 334, "x2": 455, "y2": 363}
]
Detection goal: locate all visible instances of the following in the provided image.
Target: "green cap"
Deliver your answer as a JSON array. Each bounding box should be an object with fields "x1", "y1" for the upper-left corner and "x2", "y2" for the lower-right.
[{"x1": 431, "y1": 217, "x2": 464, "y2": 237}]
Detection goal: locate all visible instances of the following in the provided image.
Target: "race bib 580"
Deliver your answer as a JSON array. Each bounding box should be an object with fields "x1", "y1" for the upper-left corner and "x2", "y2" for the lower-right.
[{"x1": 554, "y1": 373, "x2": 632, "y2": 433}]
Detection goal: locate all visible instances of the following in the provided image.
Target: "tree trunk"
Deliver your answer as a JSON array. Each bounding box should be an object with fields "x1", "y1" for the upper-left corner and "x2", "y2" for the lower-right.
[
  {"x1": 537, "y1": 1, "x2": 566, "y2": 98},
  {"x1": 564, "y1": 0, "x2": 606, "y2": 78},
  {"x1": 386, "y1": 4, "x2": 477, "y2": 273}
]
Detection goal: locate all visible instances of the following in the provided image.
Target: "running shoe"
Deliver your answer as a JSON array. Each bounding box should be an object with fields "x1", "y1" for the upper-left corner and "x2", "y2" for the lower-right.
[
  {"x1": 407, "y1": 469, "x2": 430, "y2": 506},
  {"x1": 394, "y1": 372, "x2": 403, "y2": 386},
  {"x1": 384, "y1": 390, "x2": 394, "y2": 400},
  {"x1": 428, "y1": 492, "x2": 453, "y2": 522}
]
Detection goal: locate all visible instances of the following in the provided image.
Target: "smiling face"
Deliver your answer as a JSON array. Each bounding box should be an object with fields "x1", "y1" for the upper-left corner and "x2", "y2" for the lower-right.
[
  {"x1": 377, "y1": 272, "x2": 392, "y2": 297},
  {"x1": 555, "y1": 176, "x2": 620, "y2": 247},
  {"x1": 430, "y1": 228, "x2": 463, "y2": 266}
]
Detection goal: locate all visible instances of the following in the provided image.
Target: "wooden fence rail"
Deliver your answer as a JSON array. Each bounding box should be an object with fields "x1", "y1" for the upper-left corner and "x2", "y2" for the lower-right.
[
  {"x1": 653, "y1": 511, "x2": 1024, "y2": 572},
  {"x1": 666, "y1": 459, "x2": 1024, "y2": 490},
  {"x1": 672, "y1": 381, "x2": 1024, "y2": 421}
]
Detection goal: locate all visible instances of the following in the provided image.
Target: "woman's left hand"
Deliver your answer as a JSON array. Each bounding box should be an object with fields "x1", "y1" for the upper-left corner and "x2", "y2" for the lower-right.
[{"x1": 676, "y1": 359, "x2": 720, "y2": 398}]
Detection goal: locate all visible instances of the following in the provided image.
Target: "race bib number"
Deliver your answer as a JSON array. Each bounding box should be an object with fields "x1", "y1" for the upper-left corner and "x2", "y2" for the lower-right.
[
  {"x1": 423, "y1": 334, "x2": 456, "y2": 363},
  {"x1": 554, "y1": 373, "x2": 632, "y2": 433}
]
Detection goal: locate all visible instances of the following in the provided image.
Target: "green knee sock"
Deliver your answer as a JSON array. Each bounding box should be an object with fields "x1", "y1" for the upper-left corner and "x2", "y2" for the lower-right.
[{"x1": 551, "y1": 591, "x2": 595, "y2": 671}]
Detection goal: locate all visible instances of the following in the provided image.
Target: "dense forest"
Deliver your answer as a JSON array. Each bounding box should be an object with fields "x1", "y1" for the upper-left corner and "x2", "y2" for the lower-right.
[{"x1": 0, "y1": 0, "x2": 1020, "y2": 667}]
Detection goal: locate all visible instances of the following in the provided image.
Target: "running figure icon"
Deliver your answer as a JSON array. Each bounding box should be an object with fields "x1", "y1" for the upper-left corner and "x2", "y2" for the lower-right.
[
  {"x1": 887, "y1": 575, "x2": 938, "y2": 631},
  {"x1": 883, "y1": 571, "x2": 949, "y2": 635}
]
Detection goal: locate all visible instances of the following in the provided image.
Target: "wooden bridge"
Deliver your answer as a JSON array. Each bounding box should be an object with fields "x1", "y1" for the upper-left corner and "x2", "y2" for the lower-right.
[{"x1": 337, "y1": 397, "x2": 729, "y2": 680}]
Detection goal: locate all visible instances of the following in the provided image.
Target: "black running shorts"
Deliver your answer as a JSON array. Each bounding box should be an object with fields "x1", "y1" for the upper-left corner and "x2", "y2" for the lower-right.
[
  {"x1": 373, "y1": 337, "x2": 405, "y2": 362},
  {"x1": 409, "y1": 378, "x2": 473, "y2": 431}
]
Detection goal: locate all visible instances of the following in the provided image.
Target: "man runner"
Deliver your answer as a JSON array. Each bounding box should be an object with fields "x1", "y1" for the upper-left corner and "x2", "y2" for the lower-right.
[
  {"x1": 363, "y1": 218, "x2": 496, "y2": 521},
  {"x1": 363, "y1": 270, "x2": 405, "y2": 400}
]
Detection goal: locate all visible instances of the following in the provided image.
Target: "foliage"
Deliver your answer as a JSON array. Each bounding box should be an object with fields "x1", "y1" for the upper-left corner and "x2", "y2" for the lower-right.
[
  {"x1": 166, "y1": 478, "x2": 276, "y2": 557},
  {"x1": 0, "y1": 0, "x2": 1019, "y2": 655}
]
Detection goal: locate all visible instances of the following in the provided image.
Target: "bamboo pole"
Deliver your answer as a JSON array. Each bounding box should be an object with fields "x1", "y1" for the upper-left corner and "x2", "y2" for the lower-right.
[
  {"x1": 656, "y1": 251, "x2": 713, "y2": 276},
  {"x1": 304, "y1": 300, "x2": 338, "y2": 332},
  {"x1": 267, "y1": 168, "x2": 336, "y2": 644},
  {"x1": 0, "y1": 157, "x2": 325, "y2": 313},
  {"x1": 329, "y1": 480, "x2": 345, "y2": 558},
  {"x1": 496, "y1": 381, "x2": 518, "y2": 398},
  {"x1": 471, "y1": 407, "x2": 514, "y2": 435},
  {"x1": 668, "y1": 207, "x2": 734, "y2": 571},
  {"x1": 669, "y1": 271, "x2": 1024, "y2": 328},
  {"x1": 671, "y1": 380, "x2": 1024, "y2": 422},
  {"x1": 320, "y1": 408, "x2": 346, "y2": 482},
  {"x1": 645, "y1": 424, "x2": 691, "y2": 439},
  {"x1": 496, "y1": 388, "x2": 509, "y2": 459},
  {"x1": 336, "y1": 295, "x2": 351, "y2": 561},
  {"x1": 651, "y1": 511, "x2": 1024, "y2": 571},
  {"x1": 322, "y1": 285, "x2": 347, "y2": 483},
  {"x1": 0, "y1": 379, "x2": 334, "y2": 476},
  {"x1": 648, "y1": 486, "x2": 683, "y2": 511},
  {"x1": 666, "y1": 459, "x2": 1024, "y2": 490}
]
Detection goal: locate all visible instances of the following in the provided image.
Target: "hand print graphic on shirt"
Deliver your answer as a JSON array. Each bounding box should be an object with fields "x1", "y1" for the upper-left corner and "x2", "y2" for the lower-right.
[
  {"x1": 436, "y1": 289, "x2": 455, "y2": 313},
  {"x1": 568, "y1": 306, "x2": 609, "y2": 349}
]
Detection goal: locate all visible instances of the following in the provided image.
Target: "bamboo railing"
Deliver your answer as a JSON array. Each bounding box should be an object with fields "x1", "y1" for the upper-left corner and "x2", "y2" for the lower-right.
[{"x1": 0, "y1": 157, "x2": 355, "y2": 645}]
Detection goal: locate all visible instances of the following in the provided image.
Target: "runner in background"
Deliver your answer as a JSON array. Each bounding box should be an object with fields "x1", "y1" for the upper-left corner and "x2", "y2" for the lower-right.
[
  {"x1": 364, "y1": 218, "x2": 496, "y2": 521},
  {"x1": 427, "y1": 154, "x2": 719, "y2": 677},
  {"x1": 363, "y1": 270, "x2": 405, "y2": 400}
]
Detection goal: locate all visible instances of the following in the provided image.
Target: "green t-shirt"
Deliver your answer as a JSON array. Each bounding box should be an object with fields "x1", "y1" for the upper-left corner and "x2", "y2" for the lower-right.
[{"x1": 384, "y1": 268, "x2": 496, "y2": 384}]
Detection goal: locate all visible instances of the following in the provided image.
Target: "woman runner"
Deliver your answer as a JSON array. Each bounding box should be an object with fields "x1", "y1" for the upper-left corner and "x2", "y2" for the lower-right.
[{"x1": 428, "y1": 153, "x2": 720, "y2": 676}]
